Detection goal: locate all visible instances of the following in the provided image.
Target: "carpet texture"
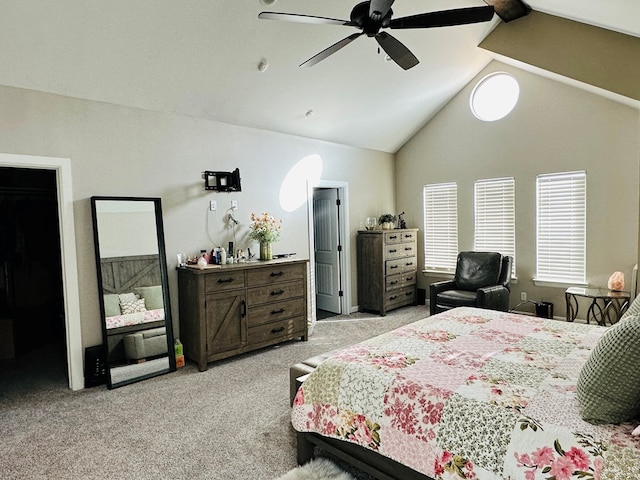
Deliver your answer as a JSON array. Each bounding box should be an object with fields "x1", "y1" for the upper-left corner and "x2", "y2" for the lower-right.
[
  {"x1": 277, "y1": 458, "x2": 354, "y2": 480},
  {"x1": 0, "y1": 305, "x2": 429, "y2": 479}
]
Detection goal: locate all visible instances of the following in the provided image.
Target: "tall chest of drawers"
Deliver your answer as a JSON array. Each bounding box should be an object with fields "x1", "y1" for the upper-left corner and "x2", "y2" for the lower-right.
[
  {"x1": 357, "y1": 229, "x2": 418, "y2": 315},
  {"x1": 177, "y1": 258, "x2": 308, "y2": 371}
]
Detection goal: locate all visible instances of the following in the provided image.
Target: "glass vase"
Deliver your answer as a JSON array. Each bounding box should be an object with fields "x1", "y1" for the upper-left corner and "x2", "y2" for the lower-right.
[{"x1": 259, "y1": 242, "x2": 273, "y2": 260}]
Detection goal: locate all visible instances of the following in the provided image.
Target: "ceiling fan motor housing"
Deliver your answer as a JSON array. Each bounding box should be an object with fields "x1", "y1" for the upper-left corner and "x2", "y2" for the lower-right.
[{"x1": 351, "y1": 1, "x2": 392, "y2": 36}]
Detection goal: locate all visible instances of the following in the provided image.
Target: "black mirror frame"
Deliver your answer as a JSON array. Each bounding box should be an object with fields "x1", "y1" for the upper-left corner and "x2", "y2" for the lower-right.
[{"x1": 91, "y1": 196, "x2": 176, "y2": 389}]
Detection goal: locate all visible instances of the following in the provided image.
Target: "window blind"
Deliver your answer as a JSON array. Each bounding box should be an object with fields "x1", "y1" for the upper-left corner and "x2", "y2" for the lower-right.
[
  {"x1": 474, "y1": 177, "x2": 516, "y2": 275},
  {"x1": 423, "y1": 182, "x2": 458, "y2": 272},
  {"x1": 536, "y1": 171, "x2": 586, "y2": 283}
]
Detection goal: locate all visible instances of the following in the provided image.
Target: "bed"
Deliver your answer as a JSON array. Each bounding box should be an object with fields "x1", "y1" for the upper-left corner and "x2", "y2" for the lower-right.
[{"x1": 291, "y1": 306, "x2": 640, "y2": 480}]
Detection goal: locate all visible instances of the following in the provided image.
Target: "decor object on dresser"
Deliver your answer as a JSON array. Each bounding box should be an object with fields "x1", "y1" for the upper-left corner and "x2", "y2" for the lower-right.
[
  {"x1": 248, "y1": 212, "x2": 282, "y2": 260},
  {"x1": 357, "y1": 228, "x2": 418, "y2": 315},
  {"x1": 290, "y1": 306, "x2": 639, "y2": 480},
  {"x1": 430, "y1": 251, "x2": 512, "y2": 315},
  {"x1": 91, "y1": 196, "x2": 176, "y2": 389},
  {"x1": 377, "y1": 213, "x2": 396, "y2": 230},
  {"x1": 177, "y1": 258, "x2": 308, "y2": 371}
]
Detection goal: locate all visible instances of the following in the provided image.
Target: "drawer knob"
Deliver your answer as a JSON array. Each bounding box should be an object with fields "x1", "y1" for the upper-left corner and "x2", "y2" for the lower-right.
[
  {"x1": 389, "y1": 235, "x2": 398, "y2": 239},
  {"x1": 271, "y1": 326, "x2": 285, "y2": 334},
  {"x1": 390, "y1": 265, "x2": 398, "y2": 269},
  {"x1": 270, "y1": 271, "x2": 285, "y2": 277},
  {"x1": 405, "y1": 262, "x2": 413, "y2": 266},
  {"x1": 389, "y1": 295, "x2": 397, "y2": 300},
  {"x1": 217, "y1": 278, "x2": 234, "y2": 284},
  {"x1": 405, "y1": 247, "x2": 412, "y2": 251},
  {"x1": 271, "y1": 289, "x2": 285, "y2": 296},
  {"x1": 271, "y1": 308, "x2": 285, "y2": 315},
  {"x1": 389, "y1": 249, "x2": 397, "y2": 253},
  {"x1": 389, "y1": 280, "x2": 398, "y2": 285}
]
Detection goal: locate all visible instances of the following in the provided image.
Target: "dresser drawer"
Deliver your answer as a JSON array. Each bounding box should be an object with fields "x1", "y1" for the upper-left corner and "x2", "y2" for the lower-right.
[
  {"x1": 248, "y1": 316, "x2": 305, "y2": 345},
  {"x1": 385, "y1": 271, "x2": 417, "y2": 291},
  {"x1": 384, "y1": 241, "x2": 417, "y2": 260},
  {"x1": 384, "y1": 231, "x2": 403, "y2": 245},
  {"x1": 246, "y1": 281, "x2": 305, "y2": 306},
  {"x1": 386, "y1": 256, "x2": 417, "y2": 275},
  {"x1": 205, "y1": 271, "x2": 246, "y2": 293},
  {"x1": 248, "y1": 298, "x2": 306, "y2": 327},
  {"x1": 385, "y1": 286, "x2": 416, "y2": 307},
  {"x1": 401, "y1": 230, "x2": 417, "y2": 242},
  {"x1": 247, "y1": 263, "x2": 305, "y2": 287}
]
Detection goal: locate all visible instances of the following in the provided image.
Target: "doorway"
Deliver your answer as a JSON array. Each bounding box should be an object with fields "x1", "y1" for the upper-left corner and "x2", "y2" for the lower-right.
[
  {"x1": 0, "y1": 153, "x2": 83, "y2": 390},
  {"x1": 309, "y1": 181, "x2": 351, "y2": 320}
]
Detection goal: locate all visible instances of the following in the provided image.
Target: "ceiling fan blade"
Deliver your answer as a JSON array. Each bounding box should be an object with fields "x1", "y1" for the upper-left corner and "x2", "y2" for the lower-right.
[
  {"x1": 375, "y1": 32, "x2": 419, "y2": 70},
  {"x1": 389, "y1": 5, "x2": 495, "y2": 29},
  {"x1": 300, "y1": 32, "x2": 363, "y2": 68},
  {"x1": 258, "y1": 11, "x2": 353, "y2": 27}
]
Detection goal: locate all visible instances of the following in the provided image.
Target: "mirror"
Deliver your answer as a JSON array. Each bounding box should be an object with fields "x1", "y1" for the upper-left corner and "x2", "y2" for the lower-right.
[{"x1": 91, "y1": 196, "x2": 176, "y2": 389}]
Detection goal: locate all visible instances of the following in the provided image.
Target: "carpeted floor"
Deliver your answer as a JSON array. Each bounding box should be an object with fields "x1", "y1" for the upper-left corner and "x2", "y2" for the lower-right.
[{"x1": 0, "y1": 305, "x2": 430, "y2": 479}]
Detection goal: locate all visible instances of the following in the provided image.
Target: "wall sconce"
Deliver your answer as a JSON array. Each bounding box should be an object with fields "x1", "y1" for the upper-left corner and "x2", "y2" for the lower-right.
[{"x1": 203, "y1": 168, "x2": 242, "y2": 192}]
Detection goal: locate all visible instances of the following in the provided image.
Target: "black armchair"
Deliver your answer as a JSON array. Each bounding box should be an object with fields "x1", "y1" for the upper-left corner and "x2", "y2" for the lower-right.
[{"x1": 429, "y1": 251, "x2": 513, "y2": 315}]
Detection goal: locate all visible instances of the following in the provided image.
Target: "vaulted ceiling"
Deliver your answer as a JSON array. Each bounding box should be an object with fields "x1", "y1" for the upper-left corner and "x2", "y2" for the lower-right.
[{"x1": 0, "y1": 0, "x2": 638, "y2": 153}]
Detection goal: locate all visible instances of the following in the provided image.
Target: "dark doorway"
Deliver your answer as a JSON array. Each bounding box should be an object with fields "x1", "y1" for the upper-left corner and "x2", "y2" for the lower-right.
[{"x1": 0, "y1": 167, "x2": 67, "y2": 389}]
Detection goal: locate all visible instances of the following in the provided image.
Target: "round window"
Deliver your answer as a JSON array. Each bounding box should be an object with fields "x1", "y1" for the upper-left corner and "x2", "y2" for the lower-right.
[{"x1": 470, "y1": 72, "x2": 520, "y2": 121}]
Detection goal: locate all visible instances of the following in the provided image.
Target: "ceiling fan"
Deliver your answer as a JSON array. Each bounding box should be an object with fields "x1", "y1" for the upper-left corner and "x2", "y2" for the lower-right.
[{"x1": 258, "y1": 0, "x2": 495, "y2": 70}]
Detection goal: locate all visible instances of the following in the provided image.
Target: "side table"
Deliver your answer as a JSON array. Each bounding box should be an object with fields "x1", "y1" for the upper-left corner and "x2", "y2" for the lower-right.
[{"x1": 565, "y1": 287, "x2": 630, "y2": 325}]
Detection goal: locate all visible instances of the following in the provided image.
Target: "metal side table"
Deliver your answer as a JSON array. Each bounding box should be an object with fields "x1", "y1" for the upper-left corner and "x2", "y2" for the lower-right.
[{"x1": 565, "y1": 287, "x2": 630, "y2": 325}]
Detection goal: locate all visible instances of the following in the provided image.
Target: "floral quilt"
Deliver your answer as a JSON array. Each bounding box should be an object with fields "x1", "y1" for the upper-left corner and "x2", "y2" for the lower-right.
[
  {"x1": 105, "y1": 308, "x2": 165, "y2": 329},
  {"x1": 291, "y1": 307, "x2": 640, "y2": 480}
]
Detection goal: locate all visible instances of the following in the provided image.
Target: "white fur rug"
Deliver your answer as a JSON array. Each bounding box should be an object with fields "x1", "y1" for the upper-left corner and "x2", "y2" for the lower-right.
[{"x1": 276, "y1": 458, "x2": 355, "y2": 480}]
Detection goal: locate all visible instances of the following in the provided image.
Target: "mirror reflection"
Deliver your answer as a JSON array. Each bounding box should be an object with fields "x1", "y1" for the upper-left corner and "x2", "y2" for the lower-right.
[{"x1": 91, "y1": 197, "x2": 176, "y2": 388}]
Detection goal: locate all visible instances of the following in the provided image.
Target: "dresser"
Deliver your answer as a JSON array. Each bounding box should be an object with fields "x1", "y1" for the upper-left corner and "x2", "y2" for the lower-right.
[
  {"x1": 177, "y1": 258, "x2": 308, "y2": 371},
  {"x1": 357, "y1": 229, "x2": 418, "y2": 315}
]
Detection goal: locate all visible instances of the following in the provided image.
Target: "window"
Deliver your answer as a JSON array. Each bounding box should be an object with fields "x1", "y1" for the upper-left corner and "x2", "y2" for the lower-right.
[
  {"x1": 470, "y1": 72, "x2": 520, "y2": 121},
  {"x1": 423, "y1": 182, "x2": 458, "y2": 272},
  {"x1": 536, "y1": 171, "x2": 586, "y2": 284},
  {"x1": 474, "y1": 177, "x2": 516, "y2": 275}
]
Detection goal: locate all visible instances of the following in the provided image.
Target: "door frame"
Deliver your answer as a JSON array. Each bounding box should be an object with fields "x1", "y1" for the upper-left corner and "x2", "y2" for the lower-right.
[
  {"x1": 307, "y1": 180, "x2": 351, "y2": 317},
  {"x1": 0, "y1": 153, "x2": 84, "y2": 390}
]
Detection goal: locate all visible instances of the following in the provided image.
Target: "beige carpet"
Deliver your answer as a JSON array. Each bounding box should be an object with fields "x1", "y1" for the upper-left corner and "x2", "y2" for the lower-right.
[{"x1": 0, "y1": 305, "x2": 430, "y2": 479}]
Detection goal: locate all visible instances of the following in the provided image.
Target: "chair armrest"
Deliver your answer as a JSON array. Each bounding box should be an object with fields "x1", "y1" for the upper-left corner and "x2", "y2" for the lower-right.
[
  {"x1": 477, "y1": 285, "x2": 510, "y2": 312},
  {"x1": 430, "y1": 280, "x2": 457, "y2": 314}
]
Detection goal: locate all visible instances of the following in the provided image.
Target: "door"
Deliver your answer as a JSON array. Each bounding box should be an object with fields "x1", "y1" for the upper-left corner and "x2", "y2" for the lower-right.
[{"x1": 313, "y1": 188, "x2": 341, "y2": 313}]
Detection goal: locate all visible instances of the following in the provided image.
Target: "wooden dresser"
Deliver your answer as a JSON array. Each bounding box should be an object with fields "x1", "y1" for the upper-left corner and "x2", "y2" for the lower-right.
[
  {"x1": 177, "y1": 258, "x2": 308, "y2": 371},
  {"x1": 357, "y1": 229, "x2": 418, "y2": 315}
]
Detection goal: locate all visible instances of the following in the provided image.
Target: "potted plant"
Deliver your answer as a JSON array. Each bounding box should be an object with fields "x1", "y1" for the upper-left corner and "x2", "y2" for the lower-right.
[{"x1": 378, "y1": 213, "x2": 396, "y2": 230}]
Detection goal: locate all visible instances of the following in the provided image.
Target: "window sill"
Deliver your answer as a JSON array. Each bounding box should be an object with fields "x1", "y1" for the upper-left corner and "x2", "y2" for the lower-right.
[{"x1": 532, "y1": 278, "x2": 588, "y2": 288}]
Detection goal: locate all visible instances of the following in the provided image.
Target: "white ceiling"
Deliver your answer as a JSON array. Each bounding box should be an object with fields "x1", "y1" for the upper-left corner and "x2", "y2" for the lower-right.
[{"x1": 0, "y1": 0, "x2": 638, "y2": 153}]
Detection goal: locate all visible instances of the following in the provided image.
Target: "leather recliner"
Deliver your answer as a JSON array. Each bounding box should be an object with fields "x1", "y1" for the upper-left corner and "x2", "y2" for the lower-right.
[{"x1": 429, "y1": 251, "x2": 513, "y2": 315}]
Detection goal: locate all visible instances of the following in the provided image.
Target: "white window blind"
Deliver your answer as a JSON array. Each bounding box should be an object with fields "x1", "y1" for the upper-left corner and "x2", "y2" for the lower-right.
[
  {"x1": 423, "y1": 182, "x2": 458, "y2": 272},
  {"x1": 474, "y1": 177, "x2": 516, "y2": 275},
  {"x1": 536, "y1": 171, "x2": 586, "y2": 284}
]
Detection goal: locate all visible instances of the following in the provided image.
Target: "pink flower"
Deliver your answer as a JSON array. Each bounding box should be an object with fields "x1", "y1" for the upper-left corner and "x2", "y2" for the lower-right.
[
  {"x1": 524, "y1": 469, "x2": 536, "y2": 480},
  {"x1": 549, "y1": 456, "x2": 575, "y2": 480},
  {"x1": 565, "y1": 447, "x2": 590, "y2": 471},
  {"x1": 440, "y1": 451, "x2": 453, "y2": 464},
  {"x1": 293, "y1": 390, "x2": 305, "y2": 406},
  {"x1": 531, "y1": 446, "x2": 555, "y2": 466}
]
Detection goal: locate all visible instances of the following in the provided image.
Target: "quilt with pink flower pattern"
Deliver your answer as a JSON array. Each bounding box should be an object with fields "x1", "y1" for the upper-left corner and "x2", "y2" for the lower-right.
[{"x1": 291, "y1": 307, "x2": 640, "y2": 480}]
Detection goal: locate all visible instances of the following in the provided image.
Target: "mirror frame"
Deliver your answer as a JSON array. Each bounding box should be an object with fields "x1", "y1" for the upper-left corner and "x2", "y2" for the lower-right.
[{"x1": 91, "y1": 196, "x2": 176, "y2": 389}]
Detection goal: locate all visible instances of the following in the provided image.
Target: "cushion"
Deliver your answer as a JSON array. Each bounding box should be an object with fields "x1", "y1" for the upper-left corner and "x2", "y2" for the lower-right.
[
  {"x1": 120, "y1": 298, "x2": 147, "y2": 315},
  {"x1": 103, "y1": 294, "x2": 121, "y2": 317},
  {"x1": 576, "y1": 313, "x2": 640, "y2": 424},
  {"x1": 455, "y1": 252, "x2": 502, "y2": 291},
  {"x1": 134, "y1": 285, "x2": 164, "y2": 310},
  {"x1": 118, "y1": 292, "x2": 138, "y2": 304}
]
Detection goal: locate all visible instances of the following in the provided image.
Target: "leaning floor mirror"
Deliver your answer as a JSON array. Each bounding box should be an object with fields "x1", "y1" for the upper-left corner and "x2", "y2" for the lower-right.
[{"x1": 91, "y1": 196, "x2": 176, "y2": 389}]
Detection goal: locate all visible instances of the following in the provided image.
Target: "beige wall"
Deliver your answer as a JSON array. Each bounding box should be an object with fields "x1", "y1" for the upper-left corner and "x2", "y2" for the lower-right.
[
  {"x1": 396, "y1": 60, "x2": 640, "y2": 318},
  {"x1": 0, "y1": 85, "x2": 395, "y2": 349}
]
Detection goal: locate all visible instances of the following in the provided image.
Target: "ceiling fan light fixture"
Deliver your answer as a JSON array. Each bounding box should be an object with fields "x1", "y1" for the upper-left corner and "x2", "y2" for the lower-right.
[
  {"x1": 260, "y1": 0, "x2": 277, "y2": 5},
  {"x1": 470, "y1": 72, "x2": 520, "y2": 121}
]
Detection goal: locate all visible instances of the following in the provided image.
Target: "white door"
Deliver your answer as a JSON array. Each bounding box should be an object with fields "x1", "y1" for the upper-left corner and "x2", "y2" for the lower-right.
[{"x1": 313, "y1": 188, "x2": 341, "y2": 313}]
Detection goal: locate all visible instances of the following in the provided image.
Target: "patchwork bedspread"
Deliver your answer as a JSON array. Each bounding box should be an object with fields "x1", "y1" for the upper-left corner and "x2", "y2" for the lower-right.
[
  {"x1": 105, "y1": 308, "x2": 165, "y2": 329},
  {"x1": 291, "y1": 307, "x2": 640, "y2": 479}
]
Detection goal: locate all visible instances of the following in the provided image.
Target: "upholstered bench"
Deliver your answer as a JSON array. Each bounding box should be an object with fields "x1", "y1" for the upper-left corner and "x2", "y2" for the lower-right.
[
  {"x1": 123, "y1": 327, "x2": 168, "y2": 363},
  {"x1": 290, "y1": 349, "x2": 340, "y2": 405}
]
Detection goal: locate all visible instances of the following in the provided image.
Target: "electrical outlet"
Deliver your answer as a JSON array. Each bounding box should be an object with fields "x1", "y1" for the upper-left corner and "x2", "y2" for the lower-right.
[
  {"x1": 231, "y1": 200, "x2": 238, "y2": 210},
  {"x1": 521, "y1": 292, "x2": 527, "y2": 301},
  {"x1": 209, "y1": 200, "x2": 217, "y2": 211}
]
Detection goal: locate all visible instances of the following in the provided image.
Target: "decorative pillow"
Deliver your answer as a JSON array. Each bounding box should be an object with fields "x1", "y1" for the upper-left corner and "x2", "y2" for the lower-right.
[
  {"x1": 118, "y1": 292, "x2": 138, "y2": 305},
  {"x1": 103, "y1": 294, "x2": 121, "y2": 317},
  {"x1": 120, "y1": 298, "x2": 147, "y2": 315},
  {"x1": 133, "y1": 285, "x2": 164, "y2": 310},
  {"x1": 576, "y1": 313, "x2": 640, "y2": 424}
]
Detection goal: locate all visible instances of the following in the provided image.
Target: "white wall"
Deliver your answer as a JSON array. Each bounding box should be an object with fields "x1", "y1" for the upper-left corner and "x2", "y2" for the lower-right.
[
  {"x1": 0, "y1": 85, "x2": 395, "y2": 350},
  {"x1": 396, "y1": 61, "x2": 640, "y2": 318}
]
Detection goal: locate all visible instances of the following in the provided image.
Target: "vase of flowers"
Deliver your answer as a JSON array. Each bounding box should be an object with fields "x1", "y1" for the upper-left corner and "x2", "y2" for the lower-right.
[{"x1": 249, "y1": 212, "x2": 282, "y2": 260}]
